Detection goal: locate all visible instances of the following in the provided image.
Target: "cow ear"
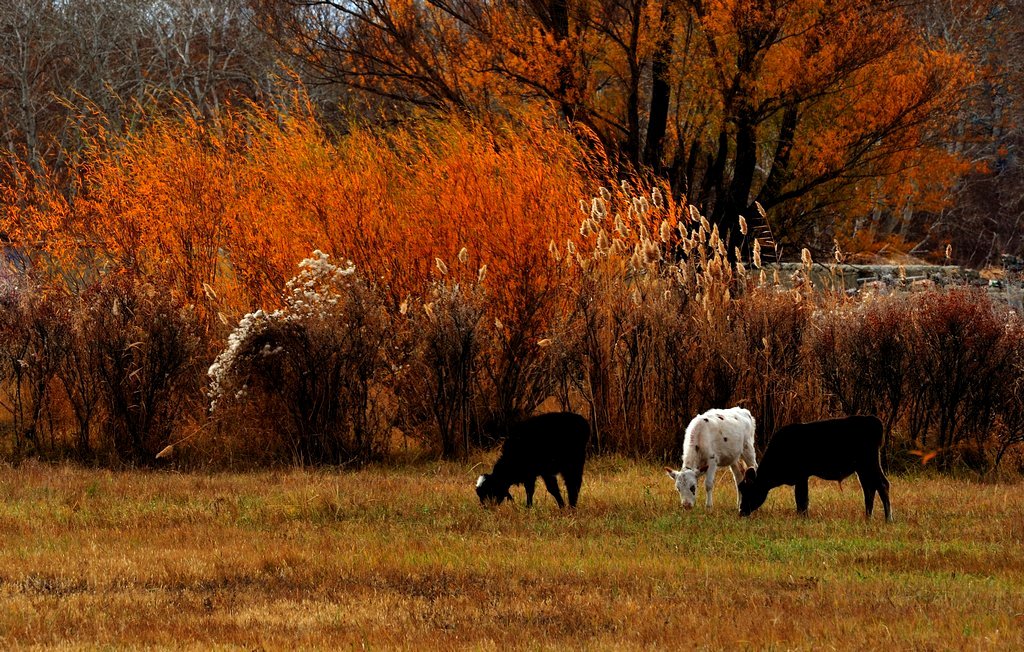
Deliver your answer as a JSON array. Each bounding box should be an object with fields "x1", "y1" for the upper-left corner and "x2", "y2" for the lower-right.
[
  {"x1": 664, "y1": 467, "x2": 678, "y2": 479},
  {"x1": 743, "y1": 468, "x2": 757, "y2": 482}
]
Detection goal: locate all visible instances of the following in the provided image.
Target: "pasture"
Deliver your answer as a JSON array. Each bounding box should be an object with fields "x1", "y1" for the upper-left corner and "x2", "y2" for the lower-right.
[{"x1": 0, "y1": 459, "x2": 1021, "y2": 650}]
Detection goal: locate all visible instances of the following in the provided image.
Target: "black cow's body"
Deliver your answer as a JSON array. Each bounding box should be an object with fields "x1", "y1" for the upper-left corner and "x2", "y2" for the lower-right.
[
  {"x1": 475, "y1": 412, "x2": 589, "y2": 508},
  {"x1": 738, "y1": 415, "x2": 892, "y2": 521}
]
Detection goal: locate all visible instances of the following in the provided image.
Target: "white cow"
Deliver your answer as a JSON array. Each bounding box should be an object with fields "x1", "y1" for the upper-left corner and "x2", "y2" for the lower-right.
[{"x1": 664, "y1": 407, "x2": 758, "y2": 510}]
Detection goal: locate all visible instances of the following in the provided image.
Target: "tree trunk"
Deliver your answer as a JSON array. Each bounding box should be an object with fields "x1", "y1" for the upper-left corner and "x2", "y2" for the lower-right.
[{"x1": 642, "y1": 1, "x2": 674, "y2": 170}]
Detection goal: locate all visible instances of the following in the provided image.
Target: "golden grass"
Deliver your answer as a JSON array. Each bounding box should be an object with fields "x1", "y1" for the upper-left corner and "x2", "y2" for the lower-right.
[{"x1": 0, "y1": 459, "x2": 1021, "y2": 650}]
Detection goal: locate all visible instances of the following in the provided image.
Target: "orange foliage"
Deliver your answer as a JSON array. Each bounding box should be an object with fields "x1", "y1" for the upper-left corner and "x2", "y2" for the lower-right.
[
  {"x1": 3, "y1": 98, "x2": 593, "y2": 326},
  {"x1": 686, "y1": 0, "x2": 975, "y2": 221},
  {"x1": 834, "y1": 229, "x2": 920, "y2": 264},
  {"x1": 275, "y1": 0, "x2": 980, "y2": 249}
]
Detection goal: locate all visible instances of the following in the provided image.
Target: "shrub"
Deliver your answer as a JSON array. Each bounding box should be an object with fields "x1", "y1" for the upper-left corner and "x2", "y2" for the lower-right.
[
  {"x1": 809, "y1": 296, "x2": 913, "y2": 468},
  {"x1": 56, "y1": 291, "x2": 104, "y2": 461},
  {"x1": 992, "y1": 317, "x2": 1024, "y2": 472},
  {"x1": 395, "y1": 263, "x2": 488, "y2": 459},
  {"x1": 730, "y1": 288, "x2": 815, "y2": 450},
  {"x1": 905, "y1": 288, "x2": 1016, "y2": 469},
  {"x1": 810, "y1": 288, "x2": 1020, "y2": 472},
  {"x1": 0, "y1": 280, "x2": 68, "y2": 461},
  {"x1": 0, "y1": 274, "x2": 205, "y2": 466},
  {"x1": 81, "y1": 273, "x2": 204, "y2": 466},
  {"x1": 209, "y1": 252, "x2": 395, "y2": 466}
]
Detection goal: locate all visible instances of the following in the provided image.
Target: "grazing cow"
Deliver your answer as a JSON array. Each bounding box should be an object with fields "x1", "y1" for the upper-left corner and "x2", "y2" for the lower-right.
[
  {"x1": 475, "y1": 412, "x2": 589, "y2": 508},
  {"x1": 737, "y1": 415, "x2": 892, "y2": 521},
  {"x1": 664, "y1": 407, "x2": 758, "y2": 510}
]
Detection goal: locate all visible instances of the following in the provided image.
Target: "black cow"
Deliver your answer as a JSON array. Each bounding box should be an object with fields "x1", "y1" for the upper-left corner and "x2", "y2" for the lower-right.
[
  {"x1": 737, "y1": 415, "x2": 892, "y2": 521},
  {"x1": 475, "y1": 412, "x2": 589, "y2": 508}
]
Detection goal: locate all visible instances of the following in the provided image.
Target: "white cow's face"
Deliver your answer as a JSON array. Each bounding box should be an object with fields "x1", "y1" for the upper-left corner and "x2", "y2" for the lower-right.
[{"x1": 665, "y1": 468, "x2": 698, "y2": 508}]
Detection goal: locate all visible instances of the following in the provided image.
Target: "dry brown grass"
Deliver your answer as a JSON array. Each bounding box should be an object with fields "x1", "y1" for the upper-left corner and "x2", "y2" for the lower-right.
[{"x1": 0, "y1": 459, "x2": 1021, "y2": 650}]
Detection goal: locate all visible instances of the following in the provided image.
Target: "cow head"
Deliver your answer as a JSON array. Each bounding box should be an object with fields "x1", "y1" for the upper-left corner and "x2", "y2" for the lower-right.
[
  {"x1": 476, "y1": 473, "x2": 514, "y2": 506},
  {"x1": 737, "y1": 467, "x2": 767, "y2": 516},
  {"x1": 664, "y1": 467, "x2": 699, "y2": 509}
]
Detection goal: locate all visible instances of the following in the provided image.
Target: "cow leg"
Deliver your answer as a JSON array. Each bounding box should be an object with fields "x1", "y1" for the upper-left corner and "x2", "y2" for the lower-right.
[
  {"x1": 795, "y1": 477, "x2": 809, "y2": 515},
  {"x1": 859, "y1": 472, "x2": 877, "y2": 519},
  {"x1": 729, "y1": 462, "x2": 746, "y2": 510},
  {"x1": 542, "y1": 474, "x2": 566, "y2": 508},
  {"x1": 859, "y1": 464, "x2": 893, "y2": 523},
  {"x1": 876, "y1": 471, "x2": 893, "y2": 523},
  {"x1": 563, "y1": 468, "x2": 583, "y2": 508},
  {"x1": 704, "y1": 461, "x2": 718, "y2": 510},
  {"x1": 524, "y1": 477, "x2": 536, "y2": 508}
]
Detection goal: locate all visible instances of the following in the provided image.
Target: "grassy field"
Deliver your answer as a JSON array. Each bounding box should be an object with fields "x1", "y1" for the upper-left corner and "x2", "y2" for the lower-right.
[{"x1": 0, "y1": 458, "x2": 1021, "y2": 650}]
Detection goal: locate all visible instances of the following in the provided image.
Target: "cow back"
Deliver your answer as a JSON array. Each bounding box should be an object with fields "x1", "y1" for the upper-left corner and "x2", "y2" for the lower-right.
[
  {"x1": 494, "y1": 412, "x2": 589, "y2": 482},
  {"x1": 762, "y1": 415, "x2": 883, "y2": 484}
]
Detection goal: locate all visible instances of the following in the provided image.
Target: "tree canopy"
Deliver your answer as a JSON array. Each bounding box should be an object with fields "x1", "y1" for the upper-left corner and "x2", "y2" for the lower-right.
[
  {"x1": 1, "y1": 0, "x2": 1021, "y2": 262},
  {"x1": 265, "y1": 0, "x2": 980, "y2": 256}
]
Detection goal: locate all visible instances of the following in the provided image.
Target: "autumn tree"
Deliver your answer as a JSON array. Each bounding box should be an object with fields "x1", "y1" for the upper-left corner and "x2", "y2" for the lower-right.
[
  {"x1": 669, "y1": 0, "x2": 973, "y2": 256},
  {"x1": 268, "y1": 0, "x2": 977, "y2": 256}
]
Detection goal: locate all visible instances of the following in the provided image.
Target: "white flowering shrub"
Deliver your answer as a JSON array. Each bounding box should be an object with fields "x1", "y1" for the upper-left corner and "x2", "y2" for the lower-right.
[{"x1": 209, "y1": 251, "x2": 394, "y2": 465}]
